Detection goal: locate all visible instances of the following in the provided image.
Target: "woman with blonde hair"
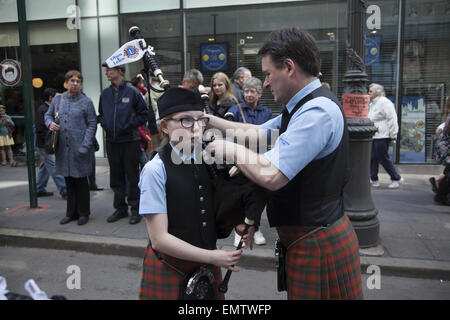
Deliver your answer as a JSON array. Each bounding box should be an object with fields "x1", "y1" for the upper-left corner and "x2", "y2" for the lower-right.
[{"x1": 209, "y1": 72, "x2": 238, "y2": 118}]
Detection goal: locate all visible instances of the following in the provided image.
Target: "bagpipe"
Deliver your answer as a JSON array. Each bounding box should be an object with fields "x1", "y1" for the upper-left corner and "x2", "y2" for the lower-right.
[
  {"x1": 201, "y1": 96, "x2": 266, "y2": 240},
  {"x1": 104, "y1": 26, "x2": 170, "y2": 136}
]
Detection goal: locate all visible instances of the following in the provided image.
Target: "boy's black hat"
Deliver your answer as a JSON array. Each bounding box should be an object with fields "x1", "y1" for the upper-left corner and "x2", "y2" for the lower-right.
[{"x1": 158, "y1": 87, "x2": 203, "y2": 119}]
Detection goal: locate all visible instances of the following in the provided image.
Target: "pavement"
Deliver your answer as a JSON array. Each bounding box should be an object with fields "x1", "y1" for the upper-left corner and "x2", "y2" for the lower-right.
[{"x1": 1, "y1": 158, "x2": 450, "y2": 281}]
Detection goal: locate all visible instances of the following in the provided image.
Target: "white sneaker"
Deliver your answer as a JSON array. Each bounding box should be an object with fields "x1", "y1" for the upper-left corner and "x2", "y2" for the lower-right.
[
  {"x1": 388, "y1": 177, "x2": 404, "y2": 189},
  {"x1": 233, "y1": 231, "x2": 241, "y2": 247},
  {"x1": 254, "y1": 230, "x2": 266, "y2": 245},
  {"x1": 371, "y1": 180, "x2": 380, "y2": 187}
]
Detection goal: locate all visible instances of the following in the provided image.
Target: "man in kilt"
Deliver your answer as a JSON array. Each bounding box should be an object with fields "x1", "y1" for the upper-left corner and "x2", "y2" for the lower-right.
[
  {"x1": 206, "y1": 28, "x2": 363, "y2": 300},
  {"x1": 138, "y1": 87, "x2": 243, "y2": 300}
]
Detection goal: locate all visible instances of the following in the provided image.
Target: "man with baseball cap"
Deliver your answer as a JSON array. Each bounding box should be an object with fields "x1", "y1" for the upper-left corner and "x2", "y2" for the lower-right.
[{"x1": 98, "y1": 62, "x2": 147, "y2": 225}]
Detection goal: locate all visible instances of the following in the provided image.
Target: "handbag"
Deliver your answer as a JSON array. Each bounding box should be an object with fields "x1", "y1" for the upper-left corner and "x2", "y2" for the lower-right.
[
  {"x1": 44, "y1": 130, "x2": 58, "y2": 155},
  {"x1": 44, "y1": 95, "x2": 61, "y2": 155}
]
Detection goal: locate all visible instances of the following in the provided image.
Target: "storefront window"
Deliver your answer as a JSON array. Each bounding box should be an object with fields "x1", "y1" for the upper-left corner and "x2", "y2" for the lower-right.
[
  {"x1": 186, "y1": 1, "x2": 347, "y2": 115},
  {"x1": 0, "y1": 19, "x2": 79, "y2": 150},
  {"x1": 120, "y1": 0, "x2": 179, "y2": 14},
  {"x1": 399, "y1": 0, "x2": 450, "y2": 163}
]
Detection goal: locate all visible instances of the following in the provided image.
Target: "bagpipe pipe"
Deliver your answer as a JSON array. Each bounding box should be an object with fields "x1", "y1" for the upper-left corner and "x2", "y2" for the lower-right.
[{"x1": 104, "y1": 26, "x2": 169, "y2": 136}]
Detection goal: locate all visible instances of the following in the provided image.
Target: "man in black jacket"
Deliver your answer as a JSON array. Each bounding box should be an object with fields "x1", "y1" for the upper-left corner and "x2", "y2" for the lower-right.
[
  {"x1": 98, "y1": 64, "x2": 148, "y2": 224},
  {"x1": 35, "y1": 88, "x2": 67, "y2": 199}
]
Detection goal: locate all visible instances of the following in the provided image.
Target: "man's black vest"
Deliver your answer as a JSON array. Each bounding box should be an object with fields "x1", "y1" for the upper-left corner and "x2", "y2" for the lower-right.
[
  {"x1": 158, "y1": 143, "x2": 217, "y2": 249},
  {"x1": 267, "y1": 85, "x2": 349, "y2": 227}
]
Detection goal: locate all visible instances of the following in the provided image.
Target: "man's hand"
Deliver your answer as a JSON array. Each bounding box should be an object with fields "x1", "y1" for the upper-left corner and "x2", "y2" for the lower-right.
[{"x1": 206, "y1": 139, "x2": 236, "y2": 163}]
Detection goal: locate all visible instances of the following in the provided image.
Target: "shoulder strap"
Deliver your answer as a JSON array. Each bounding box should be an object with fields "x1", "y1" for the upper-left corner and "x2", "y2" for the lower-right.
[
  {"x1": 280, "y1": 93, "x2": 316, "y2": 134},
  {"x1": 55, "y1": 94, "x2": 62, "y2": 119},
  {"x1": 237, "y1": 103, "x2": 247, "y2": 123}
]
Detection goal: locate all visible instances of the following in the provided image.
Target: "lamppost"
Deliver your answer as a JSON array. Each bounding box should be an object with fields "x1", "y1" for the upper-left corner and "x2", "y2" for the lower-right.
[
  {"x1": 17, "y1": 0, "x2": 38, "y2": 208},
  {"x1": 342, "y1": 0, "x2": 379, "y2": 248}
]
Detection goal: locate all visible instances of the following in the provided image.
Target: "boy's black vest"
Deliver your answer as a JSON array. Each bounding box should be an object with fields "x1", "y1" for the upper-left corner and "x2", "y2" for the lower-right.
[
  {"x1": 267, "y1": 85, "x2": 349, "y2": 227},
  {"x1": 158, "y1": 143, "x2": 217, "y2": 249}
]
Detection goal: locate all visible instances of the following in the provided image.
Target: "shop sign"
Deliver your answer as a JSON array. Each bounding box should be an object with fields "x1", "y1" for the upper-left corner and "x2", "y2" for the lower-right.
[
  {"x1": 201, "y1": 43, "x2": 228, "y2": 72},
  {"x1": 0, "y1": 59, "x2": 21, "y2": 87}
]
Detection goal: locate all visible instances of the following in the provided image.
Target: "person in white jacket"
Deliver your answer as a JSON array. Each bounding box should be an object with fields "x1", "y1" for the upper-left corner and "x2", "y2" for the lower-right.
[{"x1": 368, "y1": 83, "x2": 403, "y2": 189}]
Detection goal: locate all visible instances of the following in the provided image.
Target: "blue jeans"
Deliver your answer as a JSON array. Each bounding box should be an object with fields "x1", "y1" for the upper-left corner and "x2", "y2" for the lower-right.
[
  {"x1": 36, "y1": 147, "x2": 67, "y2": 194},
  {"x1": 370, "y1": 138, "x2": 401, "y2": 182}
]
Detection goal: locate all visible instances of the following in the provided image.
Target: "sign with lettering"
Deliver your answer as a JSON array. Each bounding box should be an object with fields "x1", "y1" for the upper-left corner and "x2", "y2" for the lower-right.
[
  {"x1": 342, "y1": 94, "x2": 370, "y2": 118},
  {"x1": 0, "y1": 59, "x2": 21, "y2": 87},
  {"x1": 201, "y1": 43, "x2": 228, "y2": 72}
]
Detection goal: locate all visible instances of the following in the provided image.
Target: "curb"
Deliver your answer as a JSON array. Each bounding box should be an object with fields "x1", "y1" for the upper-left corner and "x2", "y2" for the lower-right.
[{"x1": 1, "y1": 228, "x2": 450, "y2": 281}]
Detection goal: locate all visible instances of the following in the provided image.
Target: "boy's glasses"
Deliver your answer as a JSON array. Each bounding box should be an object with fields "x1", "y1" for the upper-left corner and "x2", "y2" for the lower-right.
[{"x1": 166, "y1": 117, "x2": 209, "y2": 128}]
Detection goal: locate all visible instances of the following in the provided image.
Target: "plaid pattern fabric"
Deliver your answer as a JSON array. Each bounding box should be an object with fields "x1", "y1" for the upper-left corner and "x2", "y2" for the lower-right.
[
  {"x1": 139, "y1": 245, "x2": 224, "y2": 300},
  {"x1": 145, "y1": 130, "x2": 161, "y2": 155},
  {"x1": 277, "y1": 215, "x2": 363, "y2": 300}
]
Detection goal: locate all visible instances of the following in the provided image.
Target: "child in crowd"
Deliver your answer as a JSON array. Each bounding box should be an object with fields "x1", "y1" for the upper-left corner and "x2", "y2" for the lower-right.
[{"x1": 0, "y1": 105, "x2": 17, "y2": 167}]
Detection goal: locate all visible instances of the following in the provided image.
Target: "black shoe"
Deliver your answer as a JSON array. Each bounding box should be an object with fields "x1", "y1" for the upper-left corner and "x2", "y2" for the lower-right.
[
  {"x1": 61, "y1": 192, "x2": 67, "y2": 200},
  {"x1": 77, "y1": 216, "x2": 89, "y2": 226},
  {"x1": 60, "y1": 216, "x2": 76, "y2": 225},
  {"x1": 129, "y1": 214, "x2": 142, "y2": 225},
  {"x1": 37, "y1": 191, "x2": 54, "y2": 197},
  {"x1": 429, "y1": 177, "x2": 438, "y2": 193},
  {"x1": 107, "y1": 210, "x2": 128, "y2": 223}
]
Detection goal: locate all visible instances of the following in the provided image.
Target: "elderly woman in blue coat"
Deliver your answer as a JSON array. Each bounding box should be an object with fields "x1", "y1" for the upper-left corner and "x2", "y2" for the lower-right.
[{"x1": 45, "y1": 70, "x2": 97, "y2": 226}]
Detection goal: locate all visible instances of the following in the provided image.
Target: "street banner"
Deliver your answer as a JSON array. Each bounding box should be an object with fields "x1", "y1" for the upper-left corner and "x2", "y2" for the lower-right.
[
  {"x1": 104, "y1": 39, "x2": 149, "y2": 68},
  {"x1": 365, "y1": 35, "x2": 381, "y2": 66}
]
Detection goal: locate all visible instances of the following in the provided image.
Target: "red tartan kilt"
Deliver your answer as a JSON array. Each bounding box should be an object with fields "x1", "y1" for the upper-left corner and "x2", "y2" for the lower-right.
[
  {"x1": 277, "y1": 214, "x2": 363, "y2": 300},
  {"x1": 145, "y1": 130, "x2": 161, "y2": 157},
  {"x1": 139, "y1": 246, "x2": 224, "y2": 300}
]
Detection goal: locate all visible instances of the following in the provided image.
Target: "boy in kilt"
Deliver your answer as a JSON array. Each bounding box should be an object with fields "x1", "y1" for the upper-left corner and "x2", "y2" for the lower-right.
[
  {"x1": 138, "y1": 87, "x2": 243, "y2": 300},
  {"x1": 206, "y1": 28, "x2": 363, "y2": 300}
]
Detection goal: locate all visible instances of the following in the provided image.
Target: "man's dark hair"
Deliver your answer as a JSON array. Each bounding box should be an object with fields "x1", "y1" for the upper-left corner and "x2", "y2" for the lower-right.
[
  {"x1": 258, "y1": 28, "x2": 321, "y2": 77},
  {"x1": 43, "y1": 88, "x2": 57, "y2": 102}
]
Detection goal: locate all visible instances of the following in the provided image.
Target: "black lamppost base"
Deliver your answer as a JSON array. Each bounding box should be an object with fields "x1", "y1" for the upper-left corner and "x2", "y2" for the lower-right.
[
  {"x1": 344, "y1": 116, "x2": 380, "y2": 248},
  {"x1": 347, "y1": 216, "x2": 380, "y2": 248}
]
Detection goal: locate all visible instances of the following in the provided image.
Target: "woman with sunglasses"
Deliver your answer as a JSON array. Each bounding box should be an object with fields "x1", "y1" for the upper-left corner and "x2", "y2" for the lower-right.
[{"x1": 138, "y1": 87, "x2": 243, "y2": 300}]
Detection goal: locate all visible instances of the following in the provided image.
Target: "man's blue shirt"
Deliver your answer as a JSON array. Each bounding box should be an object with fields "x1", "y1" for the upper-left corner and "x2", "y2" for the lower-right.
[{"x1": 260, "y1": 79, "x2": 344, "y2": 180}]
